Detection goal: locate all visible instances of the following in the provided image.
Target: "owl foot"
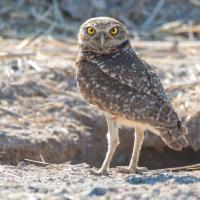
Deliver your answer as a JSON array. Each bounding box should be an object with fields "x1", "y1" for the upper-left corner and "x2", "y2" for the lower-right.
[
  {"x1": 116, "y1": 166, "x2": 148, "y2": 174},
  {"x1": 90, "y1": 168, "x2": 109, "y2": 176}
]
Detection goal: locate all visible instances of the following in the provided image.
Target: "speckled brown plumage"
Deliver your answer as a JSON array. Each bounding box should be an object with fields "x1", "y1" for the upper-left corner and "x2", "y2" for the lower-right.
[{"x1": 76, "y1": 17, "x2": 188, "y2": 175}]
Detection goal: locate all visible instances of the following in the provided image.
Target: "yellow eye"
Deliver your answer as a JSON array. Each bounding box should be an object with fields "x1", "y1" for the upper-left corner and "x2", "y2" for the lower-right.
[
  {"x1": 110, "y1": 27, "x2": 118, "y2": 35},
  {"x1": 87, "y1": 26, "x2": 95, "y2": 36}
]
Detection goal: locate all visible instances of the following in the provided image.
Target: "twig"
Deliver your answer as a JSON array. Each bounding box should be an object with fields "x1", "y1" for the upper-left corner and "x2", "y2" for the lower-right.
[
  {"x1": 18, "y1": 6, "x2": 55, "y2": 48},
  {"x1": 16, "y1": 29, "x2": 45, "y2": 50},
  {"x1": 26, "y1": 60, "x2": 42, "y2": 72},
  {"x1": 175, "y1": 24, "x2": 200, "y2": 34},
  {"x1": 142, "y1": 0, "x2": 165, "y2": 29},
  {"x1": 40, "y1": 154, "x2": 45, "y2": 163},
  {"x1": 24, "y1": 158, "x2": 51, "y2": 166},
  {"x1": 0, "y1": 52, "x2": 36, "y2": 59},
  {"x1": 131, "y1": 40, "x2": 200, "y2": 48},
  {"x1": 31, "y1": 7, "x2": 78, "y2": 32},
  {"x1": 0, "y1": 171, "x2": 22, "y2": 179},
  {"x1": 28, "y1": 24, "x2": 56, "y2": 47},
  {"x1": 166, "y1": 80, "x2": 200, "y2": 90},
  {"x1": 53, "y1": 0, "x2": 65, "y2": 24},
  {"x1": 188, "y1": 21, "x2": 194, "y2": 40},
  {"x1": 25, "y1": 154, "x2": 50, "y2": 166},
  {"x1": 0, "y1": 122, "x2": 27, "y2": 130},
  {"x1": 155, "y1": 20, "x2": 183, "y2": 33},
  {"x1": 0, "y1": 107, "x2": 22, "y2": 118},
  {"x1": 33, "y1": 6, "x2": 53, "y2": 23},
  {"x1": 148, "y1": 163, "x2": 200, "y2": 174}
]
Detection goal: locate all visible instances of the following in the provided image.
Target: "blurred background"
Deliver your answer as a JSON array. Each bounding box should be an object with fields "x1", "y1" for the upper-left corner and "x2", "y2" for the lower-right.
[
  {"x1": 1, "y1": 0, "x2": 200, "y2": 40},
  {"x1": 0, "y1": 0, "x2": 200, "y2": 169}
]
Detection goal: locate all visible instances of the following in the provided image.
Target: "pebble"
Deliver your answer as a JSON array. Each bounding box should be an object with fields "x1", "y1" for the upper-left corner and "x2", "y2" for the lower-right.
[{"x1": 88, "y1": 186, "x2": 107, "y2": 196}]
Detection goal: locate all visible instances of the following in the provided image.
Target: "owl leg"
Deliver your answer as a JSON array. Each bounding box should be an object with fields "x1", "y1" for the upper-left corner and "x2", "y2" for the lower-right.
[
  {"x1": 92, "y1": 117, "x2": 119, "y2": 175},
  {"x1": 117, "y1": 128, "x2": 147, "y2": 174}
]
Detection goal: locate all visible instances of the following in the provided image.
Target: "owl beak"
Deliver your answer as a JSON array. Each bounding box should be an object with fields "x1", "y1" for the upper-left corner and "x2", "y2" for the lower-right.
[{"x1": 100, "y1": 34, "x2": 105, "y2": 47}]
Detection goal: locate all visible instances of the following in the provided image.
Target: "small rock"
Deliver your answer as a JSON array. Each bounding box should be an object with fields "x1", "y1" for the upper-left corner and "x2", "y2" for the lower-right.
[
  {"x1": 0, "y1": 131, "x2": 7, "y2": 137},
  {"x1": 88, "y1": 186, "x2": 107, "y2": 196},
  {"x1": 126, "y1": 174, "x2": 174, "y2": 185}
]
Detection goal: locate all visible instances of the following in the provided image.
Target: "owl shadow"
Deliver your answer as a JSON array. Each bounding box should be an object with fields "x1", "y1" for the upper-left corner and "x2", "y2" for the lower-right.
[{"x1": 126, "y1": 173, "x2": 200, "y2": 185}]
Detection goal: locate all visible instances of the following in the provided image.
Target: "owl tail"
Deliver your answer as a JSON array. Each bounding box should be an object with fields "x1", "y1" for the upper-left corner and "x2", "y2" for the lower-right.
[{"x1": 159, "y1": 121, "x2": 188, "y2": 151}]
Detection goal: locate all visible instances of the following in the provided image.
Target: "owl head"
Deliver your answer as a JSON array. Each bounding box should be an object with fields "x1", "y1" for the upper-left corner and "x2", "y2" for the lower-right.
[{"x1": 78, "y1": 17, "x2": 129, "y2": 53}]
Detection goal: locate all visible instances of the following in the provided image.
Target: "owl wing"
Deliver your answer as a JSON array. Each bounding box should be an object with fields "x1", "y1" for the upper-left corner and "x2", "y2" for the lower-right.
[
  {"x1": 91, "y1": 49, "x2": 188, "y2": 150},
  {"x1": 90, "y1": 48, "x2": 181, "y2": 126},
  {"x1": 93, "y1": 48, "x2": 168, "y2": 101}
]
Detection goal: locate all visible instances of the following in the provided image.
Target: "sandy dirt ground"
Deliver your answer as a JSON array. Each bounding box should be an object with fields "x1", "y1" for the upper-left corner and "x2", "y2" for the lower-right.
[
  {"x1": 1, "y1": 163, "x2": 200, "y2": 200},
  {"x1": 0, "y1": 38, "x2": 200, "y2": 199}
]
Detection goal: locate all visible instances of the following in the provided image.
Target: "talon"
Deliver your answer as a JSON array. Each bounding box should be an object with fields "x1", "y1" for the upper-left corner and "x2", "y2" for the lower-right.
[
  {"x1": 90, "y1": 168, "x2": 109, "y2": 176},
  {"x1": 116, "y1": 166, "x2": 136, "y2": 174},
  {"x1": 116, "y1": 166, "x2": 148, "y2": 174},
  {"x1": 136, "y1": 167, "x2": 148, "y2": 174}
]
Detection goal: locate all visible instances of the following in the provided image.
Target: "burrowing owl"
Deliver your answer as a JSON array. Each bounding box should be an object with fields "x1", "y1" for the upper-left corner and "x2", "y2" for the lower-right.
[{"x1": 76, "y1": 17, "x2": 188, "y2": 175}]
